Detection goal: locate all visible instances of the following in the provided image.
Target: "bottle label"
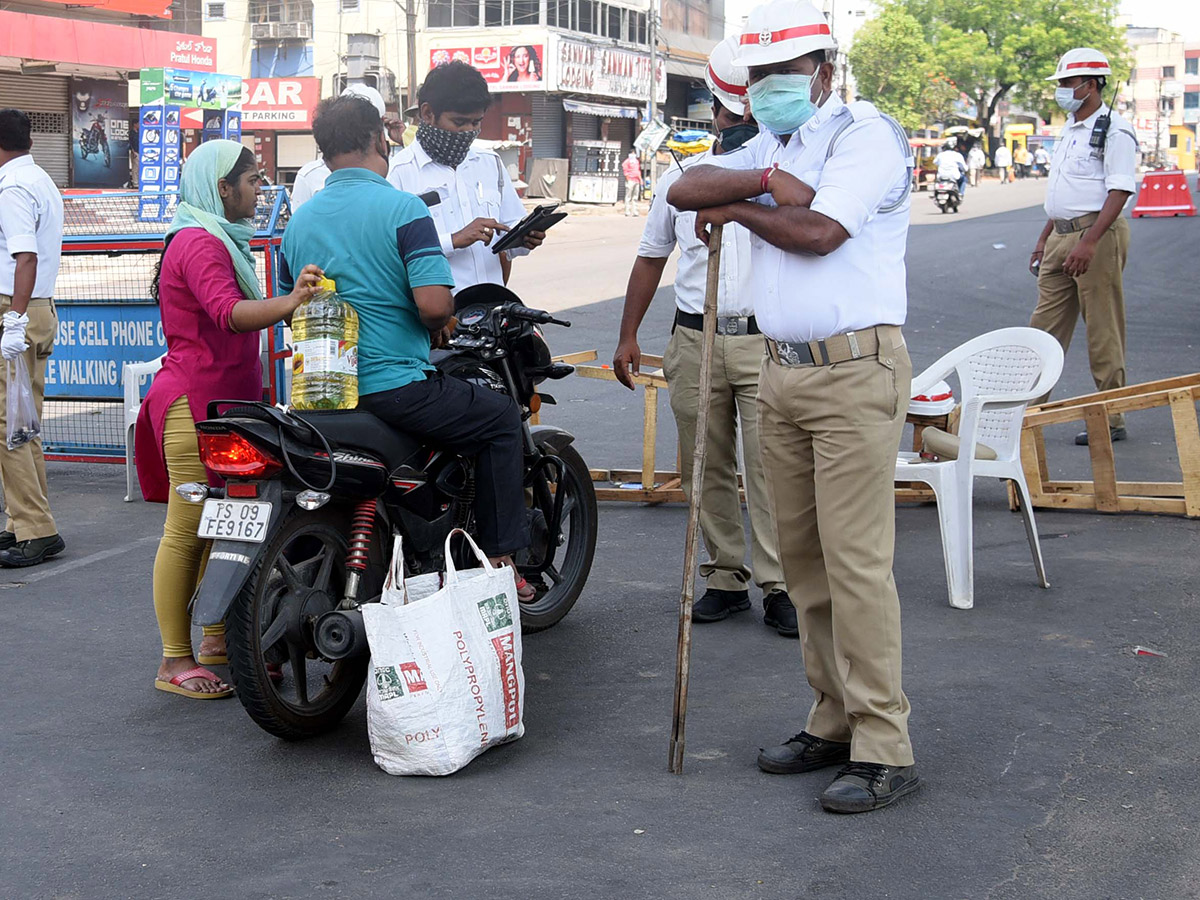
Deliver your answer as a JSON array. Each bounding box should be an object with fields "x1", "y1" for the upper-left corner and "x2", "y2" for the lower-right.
[{"x1": 293, "y1": 338, "x2": 357, "y2": 376}]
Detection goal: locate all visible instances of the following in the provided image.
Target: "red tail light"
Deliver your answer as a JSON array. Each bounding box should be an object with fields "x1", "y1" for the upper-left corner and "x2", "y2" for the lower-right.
[{"x1": 197, "y1": 431, "x2": 282, "y2": 479}]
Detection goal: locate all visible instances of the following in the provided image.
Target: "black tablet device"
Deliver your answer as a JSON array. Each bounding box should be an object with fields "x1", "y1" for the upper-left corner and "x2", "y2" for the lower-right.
[{"x1": 491, "y1": 202, "x2": 567, "y2": 254}]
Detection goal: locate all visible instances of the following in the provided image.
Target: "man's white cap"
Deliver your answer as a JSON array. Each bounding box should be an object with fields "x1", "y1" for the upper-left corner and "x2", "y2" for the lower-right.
[
  {"x1": 341, "y1": 83, "x2": 386, "y2": 116},
  {"x1": 733, "y1": 0, "x2": 837, "y2": 69},
  {"x1": 706, "y1": 34, "x2": 749, "y2": 116},
  {"x1": 1047, "y1": 48, "x2": 1112, "y2": 81}
]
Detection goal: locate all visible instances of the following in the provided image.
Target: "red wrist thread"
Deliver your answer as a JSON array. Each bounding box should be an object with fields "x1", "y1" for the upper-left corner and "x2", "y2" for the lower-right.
[{"x1": 760, "y1": 163, "x2": 779, "y2": 194}]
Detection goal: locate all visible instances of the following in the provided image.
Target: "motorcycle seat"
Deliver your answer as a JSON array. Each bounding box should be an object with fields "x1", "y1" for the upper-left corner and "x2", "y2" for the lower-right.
[{"x1": 292, "y1": 409, "x2": 423, "y2": 471}]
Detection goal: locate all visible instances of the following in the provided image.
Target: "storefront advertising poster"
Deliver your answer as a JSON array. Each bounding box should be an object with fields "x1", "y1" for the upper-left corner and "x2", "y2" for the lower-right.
[
  {"x1": 141, "y1": 67, "x2": 243, "y2": 110},
  {"x1": 556, "y1": 39, "x2": 665, "y2": 104},
  {"x1": 138, "y1": 104, "x2": 181, "y2": 222},
  {"x1": 71, "y1": 78, "x2": 131, "y2": 189},
  {"x1": 429, "y1": 43, "x2": 545, "y2": 92}
]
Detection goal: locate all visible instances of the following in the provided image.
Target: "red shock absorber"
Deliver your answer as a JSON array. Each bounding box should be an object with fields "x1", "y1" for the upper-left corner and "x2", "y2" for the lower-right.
[{"x1": 346, "y1": 500, "x2": 376, "y2": 572}]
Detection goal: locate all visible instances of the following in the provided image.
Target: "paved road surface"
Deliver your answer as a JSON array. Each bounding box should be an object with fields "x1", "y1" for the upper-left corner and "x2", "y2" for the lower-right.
[{"x1": 3, "y1": 179, "x2": 1200, "y2": 899}]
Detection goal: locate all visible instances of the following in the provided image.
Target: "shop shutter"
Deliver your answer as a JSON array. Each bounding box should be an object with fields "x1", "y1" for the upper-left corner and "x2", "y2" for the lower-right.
[
  {"x1": 569, "y1": 111, "x2": 600, "y2": 142},
  {"x1": 0, "y1": 74, "x2": 71, "y2": 187},
  {"x1": 530, "y1": 94, "x2": 565, "y2": 160}
]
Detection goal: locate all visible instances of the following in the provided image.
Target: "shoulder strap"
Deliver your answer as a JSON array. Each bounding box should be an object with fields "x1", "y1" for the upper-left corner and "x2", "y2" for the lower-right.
[
  {"x1": 495, "y1": 153, "x2": 505, "y2": 194},
  {"x1": 825, "y1": 105, "x2": 913, "y2": 214}
]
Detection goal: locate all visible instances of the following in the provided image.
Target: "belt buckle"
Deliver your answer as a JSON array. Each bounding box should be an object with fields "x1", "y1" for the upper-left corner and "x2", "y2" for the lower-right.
[
  {"x1": 775, "y1": 340, "x2": 805, "y2": 366},
  {"x1": 721, "y1": 317, "x2": 740, "y2": 336}
]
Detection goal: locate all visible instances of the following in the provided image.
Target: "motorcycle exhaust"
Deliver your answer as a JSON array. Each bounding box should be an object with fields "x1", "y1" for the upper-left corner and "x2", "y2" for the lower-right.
[{"x1": 313, "y1": 609, "x2": 369, "y2": 661}]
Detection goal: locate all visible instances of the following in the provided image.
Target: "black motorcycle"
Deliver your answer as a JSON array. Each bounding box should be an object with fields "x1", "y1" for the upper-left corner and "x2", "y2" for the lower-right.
[
  {"x1": 79, "y1": 117, "x2": 111, "y2": 167},
  {"x1": 181, "y1": 285, "x2": 598, "y2": 740}
]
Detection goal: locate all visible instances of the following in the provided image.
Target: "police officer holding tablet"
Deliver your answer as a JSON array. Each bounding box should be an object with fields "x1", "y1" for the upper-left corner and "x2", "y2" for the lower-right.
[{"x1": 668, "y1": 0, "x2": 920, "y2": 814}]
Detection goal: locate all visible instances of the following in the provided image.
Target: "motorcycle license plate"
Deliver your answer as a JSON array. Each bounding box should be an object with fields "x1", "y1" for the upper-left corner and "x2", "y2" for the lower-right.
[{"x1": 197, "y1": 499, "x2": 272, "y2": 543}]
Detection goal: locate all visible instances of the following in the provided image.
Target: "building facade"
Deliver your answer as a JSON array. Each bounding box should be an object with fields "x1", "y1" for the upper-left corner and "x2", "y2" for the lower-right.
[
  {"x1": 1123, "y1": 26, "x2": 1193, "y2": 171},
  {"x1": 0, "y1": 0, "x2": 207, "y2": 187}
]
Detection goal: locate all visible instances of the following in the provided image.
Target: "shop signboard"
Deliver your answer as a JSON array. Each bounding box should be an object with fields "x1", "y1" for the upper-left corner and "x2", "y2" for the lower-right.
[
  {"x1": 429, "y1": 43, "x2": 546, "y2": 92},
  {"x1": 556, "y1": 39, "x2": 666, "y2": 104},
  {"x1": 70, "y1": 78, "x2": 131, "y2": 189},
  {"x1": 140, "y1": 67, "x2": 243, "y2": 110},
  {"x1": 241, "y1": 78, "x2": 321, "y2": 129},
  {"x1": 137, "y1": 104, "x2": 182, "y2": 222}
]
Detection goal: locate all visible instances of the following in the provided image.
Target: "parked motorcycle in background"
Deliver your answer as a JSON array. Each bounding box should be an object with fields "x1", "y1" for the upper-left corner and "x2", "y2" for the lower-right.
[{"x1": 177, "y1": 284, "x2": 598, "y2": 740}]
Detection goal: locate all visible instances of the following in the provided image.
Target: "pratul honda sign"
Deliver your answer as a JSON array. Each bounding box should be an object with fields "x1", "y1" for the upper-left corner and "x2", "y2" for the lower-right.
[{"x1": 241, "y1": 78, "x2": 320, "y2": 130}]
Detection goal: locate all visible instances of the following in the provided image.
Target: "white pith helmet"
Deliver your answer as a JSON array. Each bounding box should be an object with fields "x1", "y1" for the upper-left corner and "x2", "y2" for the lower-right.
[
  {"x1": 705, "y1": 34, "x2": 749, "y2": 116},
  {"x1": 341, "y1": 83, "x2": 387, "y2": 116},
  {"x1": 733, "y1": 0, "x2": 837, "y2": 69},
  {"x1": 1047, "y1": 48, "x2": 1112, "y2": 81}
]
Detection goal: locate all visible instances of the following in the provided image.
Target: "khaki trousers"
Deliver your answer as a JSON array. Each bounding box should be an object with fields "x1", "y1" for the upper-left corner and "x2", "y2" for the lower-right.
[
  {"x1": 1031, "y1": 217, "x2": 1130, "y2": 427},
  {"x1": 663, "y1": 325, "x2": 784, "y2": 593},
  {"x1": 0, "y1": 295, "x2": 58, "y2": 541},
  {"x1": 757, "y1": 325, "x2": 913, "y2": 767}
]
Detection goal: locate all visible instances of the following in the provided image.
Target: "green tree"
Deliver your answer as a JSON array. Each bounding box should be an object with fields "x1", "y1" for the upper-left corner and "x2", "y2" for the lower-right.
[
  {"x1": 848, "y1": 6, "x2": 940, "y2": 130},
  {"x1": 896, "y1": 0, "x2": 1130, "y2": 151}
]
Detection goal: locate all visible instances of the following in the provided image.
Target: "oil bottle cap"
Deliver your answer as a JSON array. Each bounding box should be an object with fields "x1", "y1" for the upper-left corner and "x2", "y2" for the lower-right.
[{"x1": 316, "y1": 277, "x2": 337, "y2": 292}]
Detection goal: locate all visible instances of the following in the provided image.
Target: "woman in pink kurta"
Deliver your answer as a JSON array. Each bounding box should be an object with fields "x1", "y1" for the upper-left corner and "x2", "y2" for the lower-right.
[{"x1": 138, "y1": 141, "x2": 321, "y2": 700}]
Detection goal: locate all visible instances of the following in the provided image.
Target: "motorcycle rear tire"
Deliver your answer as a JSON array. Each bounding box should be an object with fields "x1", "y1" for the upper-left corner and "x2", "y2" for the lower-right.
[
  {"x1": 226, "y1": 509, "x2": 368, "y2": 740},
  {"x1": 519, "y1": 442, "x2": 597, "y2": 633}
]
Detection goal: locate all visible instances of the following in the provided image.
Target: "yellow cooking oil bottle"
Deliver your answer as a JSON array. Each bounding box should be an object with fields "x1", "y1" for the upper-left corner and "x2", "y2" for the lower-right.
[{"x1": 290, "y1": 277, "x2": 359, "y2": 410}]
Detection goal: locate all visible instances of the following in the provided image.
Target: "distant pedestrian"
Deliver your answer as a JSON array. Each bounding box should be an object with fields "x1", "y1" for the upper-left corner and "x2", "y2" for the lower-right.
[
  {"x1": 140, "y1": 139, "x2": 322, "y2": 699},
  {"x1": 622, "y1": 150, "x2": 643, "y2": 216},
  {"x1": 967, "y1": 144, "x2": 985, "y2": 186},
  {"x1": 0, "y1": 108, "x2": 66, "y2": 569},
  {"x1": 1028, "y1": 48, "x2": 1136, "y2": 446},
  {"x1": 995, "y1": 143, "x2": 1012, "y2": 183},
  {"x1": 1034, "y1": 145, "x2": 1050, "y2": 177},
  {"x1": 1014, "y1": 144, "x2": 1031, "y2": 179}
]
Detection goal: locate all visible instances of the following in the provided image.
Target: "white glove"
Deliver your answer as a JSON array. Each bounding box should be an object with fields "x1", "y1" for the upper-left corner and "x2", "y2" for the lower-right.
[{"x1": 1, "y1": 311, "x2": 29, "y2": 361}]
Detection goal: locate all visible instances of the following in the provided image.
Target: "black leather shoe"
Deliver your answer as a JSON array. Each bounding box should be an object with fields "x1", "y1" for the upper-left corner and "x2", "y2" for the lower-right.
[
  {"x1": 692, "y1": 588, "x2": 750, "y2": 623},
  {"x1": 762, "y1": 590, "x2": 798, "y2": 637},
  {"x1": 757, "y1": 731, "x2": 851, "y2": 774},
  {"x1": 1075, "y1": 425, "x2": 1127, "y2": 446},
  {"x1": 820, "y1": 762, "x2": 921, "y2": 814},
  {"x1": 0, "y1": 531, "x2": 15, "y2": 551},
  {"x1": 0, "y1": 534, "x2": 65, "y2": 568}
]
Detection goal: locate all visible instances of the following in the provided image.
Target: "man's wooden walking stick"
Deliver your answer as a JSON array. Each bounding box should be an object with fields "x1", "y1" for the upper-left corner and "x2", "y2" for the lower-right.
[{"x1": 669, "y1": 223, "x2": 722, "y2": 775}]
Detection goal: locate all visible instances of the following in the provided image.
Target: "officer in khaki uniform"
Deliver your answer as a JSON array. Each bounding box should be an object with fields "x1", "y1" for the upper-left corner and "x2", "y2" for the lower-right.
[
  {"x1": 1029, "y1": 48, "x2": 1136, "y2": 446},
  {"x1": 614, "y1": 36, "x2": 792, "y2": 636},
  {"x1": 668, "y1": 0, "x2": 919, "y2": 814},
  {"x1": 0, "y1": 109, "x2": 65, "y2": 568}
]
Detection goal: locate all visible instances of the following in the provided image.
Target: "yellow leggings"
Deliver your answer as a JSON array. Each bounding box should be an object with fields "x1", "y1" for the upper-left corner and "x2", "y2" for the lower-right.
[{"x1": 152, "y1": 397, "x2": 224, "y2": 658}]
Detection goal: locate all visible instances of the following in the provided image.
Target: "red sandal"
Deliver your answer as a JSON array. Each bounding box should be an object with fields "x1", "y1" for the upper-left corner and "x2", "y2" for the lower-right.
[{"x1": 154, "y1": 666, "x2": 234, "y2": 700}]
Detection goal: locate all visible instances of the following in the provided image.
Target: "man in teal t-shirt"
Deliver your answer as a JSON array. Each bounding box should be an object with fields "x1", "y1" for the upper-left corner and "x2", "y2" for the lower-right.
[{"x1": 280, "y1": 94, "x2": 531, "y2": 573}]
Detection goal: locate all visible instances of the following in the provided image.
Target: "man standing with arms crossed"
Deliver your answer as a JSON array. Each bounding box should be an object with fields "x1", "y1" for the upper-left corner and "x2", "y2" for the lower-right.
[
  {"x1": 613, "y1": 36, "x2": 792, "y2": 636},
  {"x1": 0, "y1": 109, "x2": 65, "y2": 567},
  {"x1": 1029, "y1": 48, "x2": 1136, "y2": 446},
  {"x1": 669, "y1": 0, "x2": 919, "y2": 813}
]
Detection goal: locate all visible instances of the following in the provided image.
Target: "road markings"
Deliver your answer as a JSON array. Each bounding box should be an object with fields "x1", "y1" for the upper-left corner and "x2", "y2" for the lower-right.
[{"x1": 0, "y1": 535, "x2": 159, "y2": 588}]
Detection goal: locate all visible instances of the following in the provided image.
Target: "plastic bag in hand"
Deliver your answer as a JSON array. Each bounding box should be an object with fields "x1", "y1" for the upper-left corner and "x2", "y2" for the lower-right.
[{"x1": 7, "y1": 356, "x2": 41, "y2": 451}]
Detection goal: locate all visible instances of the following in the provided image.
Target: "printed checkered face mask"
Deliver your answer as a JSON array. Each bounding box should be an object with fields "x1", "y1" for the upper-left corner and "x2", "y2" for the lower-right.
[{"x1": 416, "y1": 123, "x2": 480, "y2": 168}]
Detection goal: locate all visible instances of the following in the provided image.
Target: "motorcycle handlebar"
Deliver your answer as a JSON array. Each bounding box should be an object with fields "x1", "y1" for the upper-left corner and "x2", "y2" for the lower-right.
[{"x1": 503, "y1": 304, "x2": 571, "y2": 328}]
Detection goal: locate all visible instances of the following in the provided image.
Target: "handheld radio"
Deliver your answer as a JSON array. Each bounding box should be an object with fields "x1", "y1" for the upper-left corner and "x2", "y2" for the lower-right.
[{"x1": 1089, "y1": 80, "x2": 1121, "y2": 154}]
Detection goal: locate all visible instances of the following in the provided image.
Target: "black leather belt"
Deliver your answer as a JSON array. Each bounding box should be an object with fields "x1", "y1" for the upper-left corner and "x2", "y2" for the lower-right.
[{"x1": 675, "y1": 310, "x2": 759, "y2": 335}]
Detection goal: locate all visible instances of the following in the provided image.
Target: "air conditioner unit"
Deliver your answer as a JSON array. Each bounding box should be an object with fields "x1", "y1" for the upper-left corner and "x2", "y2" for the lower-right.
[
  {"x1": 277, "y1": 22, "x2": 312, "y2": 39},
  {"x1": 252, "y1": 22, "x2": 279, "y2": 40}
]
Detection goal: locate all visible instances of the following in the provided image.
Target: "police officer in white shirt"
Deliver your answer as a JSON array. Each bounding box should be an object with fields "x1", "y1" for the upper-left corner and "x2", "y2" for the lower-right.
[
  {"x1": 612, "y1": 35, "x2": 789, "y2": 636},
  {"x1": 290, "y1": 85, "x2": 405, "y2": 209},
  {"x1": 389, "y1": 61, "x2": 543, "y2": 291},
  {"x1": 0, "y1": 109, "x2": 65, "y2": 567},
  {"x1": 1029, "y1": 48, "x2": 1136, "y2": 445},
  {"x1": 668, "y1": 0, "x2": 919, "y2": 814}
]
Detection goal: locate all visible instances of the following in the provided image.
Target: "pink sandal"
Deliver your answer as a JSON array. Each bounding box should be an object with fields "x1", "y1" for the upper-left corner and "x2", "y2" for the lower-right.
[
  {"x1": 154, "y1": 666, "x2": 234, "y2": 700},
  {"x1": 514, "y1": 576, "x2": 537, "y2": 603}
]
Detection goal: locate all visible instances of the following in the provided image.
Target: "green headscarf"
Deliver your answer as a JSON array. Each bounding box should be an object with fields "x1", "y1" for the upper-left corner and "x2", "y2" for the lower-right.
[{"x1": 165, "y1": 139, "x2": 263, "y2": 301}]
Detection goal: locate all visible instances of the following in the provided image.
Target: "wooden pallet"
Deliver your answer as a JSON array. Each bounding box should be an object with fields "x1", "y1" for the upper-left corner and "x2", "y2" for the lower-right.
[{"x1": 1013, "y1": 372, "x2": 1200, "y2": 518}]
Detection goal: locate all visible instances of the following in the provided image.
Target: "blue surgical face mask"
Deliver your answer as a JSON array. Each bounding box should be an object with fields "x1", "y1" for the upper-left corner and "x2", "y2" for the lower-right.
[
  {"x1": 747, "y1": 73, "x2": 818, "y2": 135},
  {"x1": 1055, "y1": 85, "x2": 1084, "y2": 114}
]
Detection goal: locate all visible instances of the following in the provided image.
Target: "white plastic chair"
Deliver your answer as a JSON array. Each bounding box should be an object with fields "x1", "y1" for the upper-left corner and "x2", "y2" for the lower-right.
[
  {"x1": 123, "y1": 355, "x2": 165, "y2": 502},
  {"x1": 896, "y1": 327, "x2": 1064, "y2": 609}
]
